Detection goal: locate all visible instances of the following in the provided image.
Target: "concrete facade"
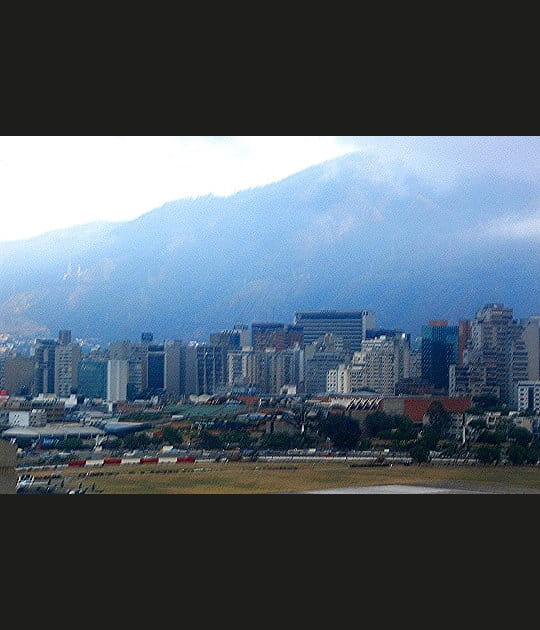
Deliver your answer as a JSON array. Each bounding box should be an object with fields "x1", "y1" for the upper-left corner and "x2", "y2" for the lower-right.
[{"x1": 0, "y1": 439, "x2": 17, "y2": 494}]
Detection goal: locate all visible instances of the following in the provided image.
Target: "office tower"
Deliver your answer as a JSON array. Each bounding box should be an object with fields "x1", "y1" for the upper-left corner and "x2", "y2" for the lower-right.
[
  {"x1": 147, "y1": 343, "x2": 165, "y2": 391},
  {"x1": 210, "y1": 329, "x2": 242, "y2": 349},
  {"x1": 183, "y1": 344, "x2": 228, "y2": 395},
  {"x1": 58, "y1": 330, "x2": 72, "y2": 345},
  {"x1": 0, "y1": 355, "x2": 34, "y2": 395},
  {"x1": 251, "y1": 323, "x2": 304, "y2": 352},
  {"x1": 294, "y1": 310, "x2": 374, "y2": 353},
  {"x1": 141, "y1": 332, "x2": 154, "y2": 343},
  {"x1": 109, "y1": 341, "x2": 148, "y2": 398},
  {"x1": 421, "y1": 320, "x2": 458, "y2": 391},
  {"x1": 163, "y1": 340, "x2": 186, "y2": 398},
  {"x1": 227, "y1": 347, "x2": 256, "y2": 388},
  {"x1": 270, "y1": 347, "x2": 304, "y2": 394},
  {"x1": 457, "y1": 304, "x2": 529, "y2": 406},
  {"x1": 409, "y1": 348, "x2": 422, "y2": 379},
  {"x1": 458, "y1": 320, "x2": 471, "y2": 367},
  {"x1": 521, "y1": 316, "x2": 540, "y2": 381},
  {"x1": 233, "y1": 324, "x2": 250, "y2": 347},
  {"x1": 516, "y1": 381, "x2": 540, "y2": 414},
  {"x1": 107, "y1": 359, "x2": 129, "y2": 402},
  {"x1": 251, "y1": 323, "x2": 283, "y2": 351},
  {"x1": 77, "y1": 358, "x2": 108, "y2": 399},
  {"x1": 33, "y1": 339, "x2": 58, "y2": 395},
  {"x1": 304, "y1": 333, "x2": 350, "y2": 395},
  {"x1": 54, "y1": 342, "x2": 82, "y2": 397},
  {"x1": 349, "y1": 333, "x2": 410, "y2": 395},
  {"x1": 327, "y1": 364, "x2": 362, "y2": 394}
]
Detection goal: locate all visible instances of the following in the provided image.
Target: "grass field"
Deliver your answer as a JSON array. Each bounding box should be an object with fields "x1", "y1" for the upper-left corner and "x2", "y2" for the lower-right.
[{"x1": 30, "y1": 461, "x2": 540, "y2": 494}]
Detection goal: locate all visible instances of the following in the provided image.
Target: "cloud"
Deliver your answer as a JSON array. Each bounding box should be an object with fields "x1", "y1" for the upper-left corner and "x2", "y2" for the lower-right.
[
  {"x1": 485, "y1": 210, "x2": 540, "y2": 239},
  {"x1": 0, "y1": 136, "x2": 355, "y2": 241},
  {"x1": 0, "y1": 135, "x2": 537, "y2": 242}
]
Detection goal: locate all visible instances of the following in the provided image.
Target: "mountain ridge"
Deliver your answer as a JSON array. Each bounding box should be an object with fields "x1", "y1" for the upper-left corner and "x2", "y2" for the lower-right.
[{"x1": 1, "y1": 151, "x2": 539, "y2": 342}]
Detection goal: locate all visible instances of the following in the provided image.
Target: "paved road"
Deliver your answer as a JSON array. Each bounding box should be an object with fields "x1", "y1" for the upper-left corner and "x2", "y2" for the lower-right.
[{"x1": 305, "y1": 484, "x2": 481, "y2": 494}]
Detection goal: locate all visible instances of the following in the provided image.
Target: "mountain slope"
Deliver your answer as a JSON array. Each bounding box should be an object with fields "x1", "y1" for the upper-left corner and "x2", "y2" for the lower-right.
[{"x1": 1, "y1": 152, "x2": 539, "y2": 341}]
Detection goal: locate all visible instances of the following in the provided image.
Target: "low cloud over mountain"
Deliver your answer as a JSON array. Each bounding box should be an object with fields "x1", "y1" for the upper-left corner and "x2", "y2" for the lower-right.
[{"x1": 1, "y1": 152, "x2": 539, "y2": 341}]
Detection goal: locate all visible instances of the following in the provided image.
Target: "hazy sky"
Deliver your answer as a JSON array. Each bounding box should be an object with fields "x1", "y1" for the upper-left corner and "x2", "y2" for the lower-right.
[{"x1": 0, "y1": 136, "x2": 538, "y2": 241}]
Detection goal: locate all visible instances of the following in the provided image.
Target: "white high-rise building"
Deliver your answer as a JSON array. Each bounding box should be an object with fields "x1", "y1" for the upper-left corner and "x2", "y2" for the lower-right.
[
  {"x1": 107, "y1": 359, "x2": 129, "y2": 402},
  {"x1": 54, "y1": 343, "x2": 82, "y2": 398},
  {"x1": 517, "y1": 381, "x2": 540, "y2": 414},
  {"x1": 521, "y1": 317, "x2": 540, "y2": 381},
  {"x1": 327, "y1": 334, "x2": 410, "y2": 395}
]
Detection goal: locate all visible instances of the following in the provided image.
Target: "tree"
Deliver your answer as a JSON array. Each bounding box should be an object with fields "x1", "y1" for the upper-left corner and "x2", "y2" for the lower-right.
[
  {"x1": 475, "y1": 445, "x2": 501, "y2": 465},
  {"x1": 365, "y1": 411, "x2": 395, "y2": 437},
  {"x1": 259, "y1": 433, "x2": 298, "y2": 450},
  {"x1": 55, "y1": 438, "x2": 83, "y2": 450},
  {"x1": 221, "y1": 429, "x2": 255, "y2": 448},
  {"x1": 420, "y1": 426, "x2": 440, "y2": 450},
  {"x1": 410, "y1": 442, "x2": 431, "y2": 463},
  {"x1": 122, "y1": 432, "x2": 151, "y2": 450},
  {"x1": 508, "y1": 426, "x2": 532, "y2": 447},
  {"x1": 197, "y1": 430, "x2": 225, "y2": 449},
  {"x1": 476, "y1": 430, "x2": 505, "y2": 445},
  {"x1": 162, "y1": 426, "x2": 183, "y2": 446},
  {"x1": 526, "y1": 443, "x2": 540, "y2": 465},
  {"x1": 507, "y1": 444, "x2": 528, "y2": 465},
  {"x1": 425, "y1": 401, "x2": 452, "y2": 438},
  {"x1": 468, "y1": 418, "x2": 487, "y2": 430},
  {"x1": 318, "y1": 414, "x2": 360, "y2": 450},
  {"x1": 471, "y1": 394, "x2": 500, "y2": 411}
]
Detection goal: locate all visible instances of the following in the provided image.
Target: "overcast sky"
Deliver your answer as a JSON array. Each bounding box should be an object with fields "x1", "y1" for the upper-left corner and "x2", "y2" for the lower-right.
[{"x1": 0, "y1": 136, "x2": 538, "y2": 241}]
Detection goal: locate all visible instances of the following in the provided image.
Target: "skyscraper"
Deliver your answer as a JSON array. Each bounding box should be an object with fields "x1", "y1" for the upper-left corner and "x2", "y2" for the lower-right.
[
  {"x1": 304, "y1": 333, "x2": 350, "y2": 395},
  {"x1": 58, "y1": 330, "x2": 72, "y2": 345},
  {"x1": 107, "y1": 359, "x2": 129, "y2": 402},
  {"x1": 33, "y1": 339, "x2": 58, "y2": 395},
  {"x1": 454, "y1": 304, "x2": 529, "y2": 406},
  {"x1": 251, "y1": 323, "x2": 304, "y2": 352},
  {"x1": 54, "y1": 342, "x2": 82, "y2": 397},
  {"x1": 421, "y1": 320, "x2": 458, "y2": 391},
  {"x1": 109, "y1": 341, "x2": 148, "y2": 399},
  {"x1": 147, "y1": 344, "x2": 165, "y2": 391},
  {"x1": 78, "y1": 358, "x2": 108, "y2": 399},
  {"x1": 345, "y1": 333, "x2": 410, "y2": 395},
  {"x1": 294, "y1": 310, "x2": 374, "y2": 353}
]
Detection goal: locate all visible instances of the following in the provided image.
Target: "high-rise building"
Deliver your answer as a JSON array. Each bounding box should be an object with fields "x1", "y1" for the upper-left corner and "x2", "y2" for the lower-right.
[
  {"x1": 409, "y1": 348, "x2": 422, "y2": 379},
  {"x1": 349, "y1": 333, "x2": 410, "y2": 395},
  {"x1": 141, "y1": 332, "x2": 154, "y2": 343},
  {"x1": 458, "y1": 320, "x2": 471, "y2": 367},
  {"x1": 517, "y1": 381, "x2": 540, "y2": 414},
  {"x1": 54, "y1": 342, "x2": 82, "y2": 397},
  {"x1": 33, "y1": 339, "x2": 58, "y2": 395},
  {"x1": 521, "y1": 316, "x2": 540, "y2": 381},
  {"x1": 58, "y1": 330, "x2": 72, "y2": 345},
  {"x1": 251, "y1": 323, "x2": 304, "y2": 352},
  {"x1": 107, "y1": 359, "x2": 129, "y2": 402},
  {"x1": 294, "y1": 310, "x2": 374, "y2": 353},
  {"x1": 304, "y1": 333, "x2": 350, "y2": 395},
  {"x1": 0, "y1": 355, "x2": 34, "y2": 395},
  {"x1": 147, "y1": 344, "x2": 165, "y2": 391},
  {"x1": 227, "y1": 347, "x2": 257, "y2": 389},
  {"x1": 163, "y1": 340, "x2": 186, "y2": 398},
  {"x1": 453, "y1": 304, "x2": 529, "y2": 406},
  {"x1": 421, "y1": 320, "x2": 458, "y2": 391},
  {"x1": 210, "y1": 329, "x2": 242, "y2": 349},
  {"x1": 78, "y1": 358, "x2": 108, "y2": 399},
  {"x1": 184, "y1": 344, "x2": 228, "y2": 395},
  {"x1": 109, "y1": 341, "x2": 148, "y2": 399}
]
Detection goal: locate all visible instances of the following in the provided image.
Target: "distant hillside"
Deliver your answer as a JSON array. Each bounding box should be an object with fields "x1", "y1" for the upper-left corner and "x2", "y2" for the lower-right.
[{"x1": 1, "y1": 151, "x2": 539, "y2": 342}]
